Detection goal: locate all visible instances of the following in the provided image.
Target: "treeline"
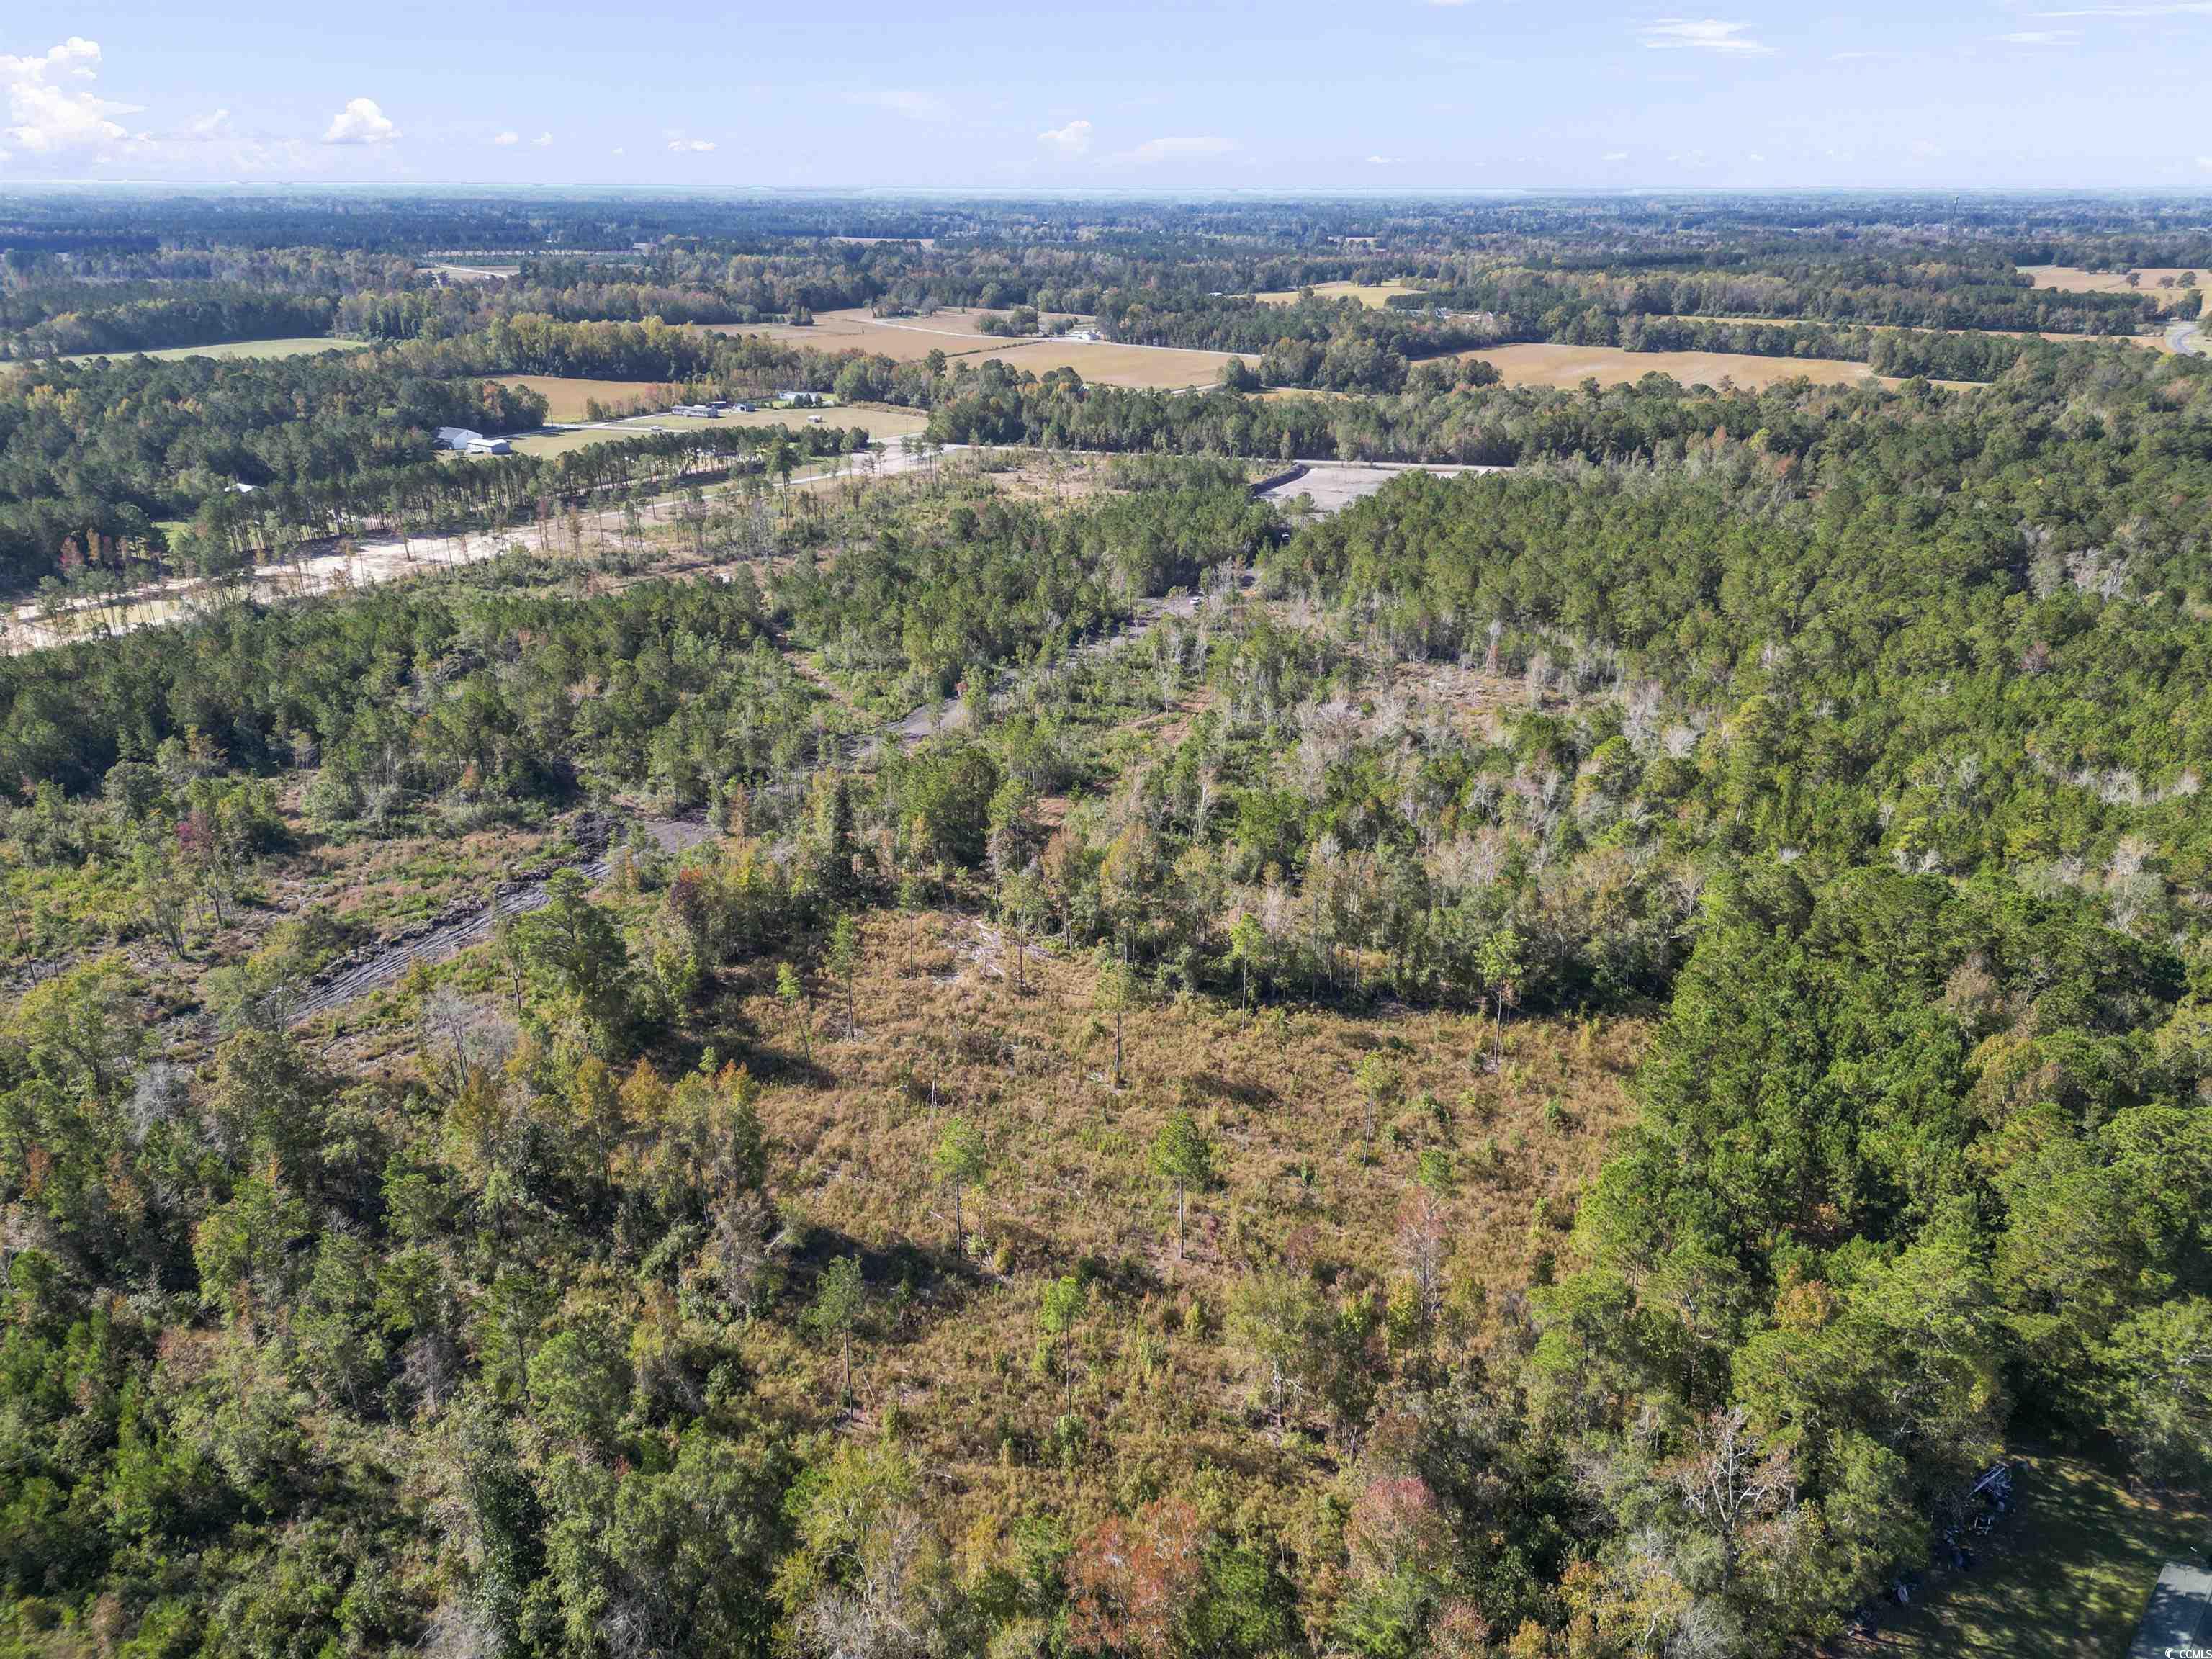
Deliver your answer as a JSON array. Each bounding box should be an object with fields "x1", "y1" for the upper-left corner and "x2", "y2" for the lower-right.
[
  {"x1": 1, "y1": 289, "x2": 339, "y2": 361},
  {"x1": 917, "y1": 353, "x2": 1919, "y2": 462},
  {"x1": 0, "y1": 352, "x2": 545, "y2": 589},
  {"x1": 0, "y1": 571, "x2": 822, "y2": 809},
  {"x1": 1390, "y1": 259, "x2": 2159, "y2": 335}
]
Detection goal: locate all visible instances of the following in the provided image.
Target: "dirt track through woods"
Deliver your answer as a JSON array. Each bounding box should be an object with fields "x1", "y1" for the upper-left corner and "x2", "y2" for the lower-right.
[{"x1": 290, "y1": 817, "x2": 717, "y2": 1024}]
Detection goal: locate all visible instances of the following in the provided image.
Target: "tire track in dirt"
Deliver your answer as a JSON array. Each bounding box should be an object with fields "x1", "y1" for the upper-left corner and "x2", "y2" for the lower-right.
[{"x1": 290, "y1": 815, "x2": 717, "y2": 1024}]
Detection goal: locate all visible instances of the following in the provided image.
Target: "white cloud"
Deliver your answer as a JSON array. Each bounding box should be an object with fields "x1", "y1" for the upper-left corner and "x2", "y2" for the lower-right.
[
  {"x1": 1118, "y1": 134, "x2": 1236, "y2": 166},
  {"x1": 1603, "y1": 150, "x2": 1631, "y2": 161},
  {"x1": 850, "y1": 88, "x2": 951, "y2": 122},
  {"x1": 1998, "y1": 28, "x2": 2080, "y2": 42},
  {"x1": 667, "y1": 138, "x2": 716, "y2": 153},
  {"x1": 1, "y1": 37, "x2": 140, "y2": 157},
  {"x1": 1640, "y1": 18, "x2": 1776, "y2": 53},
  {"x1": 323, "y1": 96, "x2": 397, "y2": 145},
  {"x1": 2198, "y1": 155, "x2": 2212, "y2": 169},
  {"x1": 532, "y1": 132, "x2": 552, "y2": 147},
  {"x1": 492, "y1": 130, "x2": 519, "y2": 146},
  {"x1": 179, "y1": 108, "x2": 230, "y2": 140},
  {"x1": 611, "y1": 145, "x2": 626, "y2": 156},
  {"x1": 1366, "y1": 153, "x2": 1401, "y2": 166},
  {"x1": 1038, "y1": 118, "x2": 1092, "y2": 156}
]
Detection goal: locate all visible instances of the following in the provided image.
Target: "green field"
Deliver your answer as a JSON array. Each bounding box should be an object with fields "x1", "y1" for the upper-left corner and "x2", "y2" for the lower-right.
[
  {"x1": 55, "y1": 336, "x2": 370, "y2": 365},
  {"x1": 1883, "y1": 1450, "x2": 2210, "y2": 1658}
]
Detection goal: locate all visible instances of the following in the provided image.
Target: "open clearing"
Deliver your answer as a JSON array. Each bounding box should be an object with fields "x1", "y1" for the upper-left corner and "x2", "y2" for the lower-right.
[
  {"x1": 1254, "y1": 278, "x2": 1422, "y2": 308},
  {"x1": 709, "y1": 307, "x2": 1234, "y2": 387},
  {"x1": 1256, "y1": 459, "x2": 1509, "y2": 514},
  {"x1": 2018, "y1": 265, "x2": 2202, "y2": 310},
  {"x1": 447, "y1": 899, "x2": 1647, "y2": 1550},
  {"x1": 1464, "y1": 341, "x2": 1907, "y2": 392},
  {"x1": 505, "y1": 403, "x2": 930, "y2": 457},
  {"x1": 480, "y1": 374, "x2": 675, "y2": 421},
  {"x1": 55, "y1": 336, "x2": 370, "y2": 365},
  {"x1": 1879, "y1": 1448, "x2": 2210, "y2": 1658}
]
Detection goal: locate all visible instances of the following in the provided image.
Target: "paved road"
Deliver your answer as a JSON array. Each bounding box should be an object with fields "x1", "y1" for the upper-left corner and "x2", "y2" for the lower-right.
[{"x1": 2166, "y1": 320, "x2": 2204, "y2": 357}]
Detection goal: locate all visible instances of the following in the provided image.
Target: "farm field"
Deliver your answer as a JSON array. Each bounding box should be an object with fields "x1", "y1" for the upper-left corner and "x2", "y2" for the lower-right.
[
  {"x1": 709, "y1": 307, "x2": 1229, "y2": 386},
  {"x1": 1254, "y1": 278, "x2": 1422, "y2": 307},
  {"x1": 951, "y1": 336, "x2": 1234, "y2": 388},
  {"x1": 1463, "y1": 341, "x2": 1906, "y2": 392},
  {"x1": 503, "y1": 403, "x2": 930, "y2": 457},
  {"x1": 480, "y1": 374, "x2": 674, "y2": 421},
  {"x1": 2018, "y1": 264, "x2": 2203, "y2": 307},
  {"x1": 706, "y1": 305, "x2": 1082, "y2": 356},
  {"x1": 55, "y1": 336, "x2": 369, "y2": 364}
]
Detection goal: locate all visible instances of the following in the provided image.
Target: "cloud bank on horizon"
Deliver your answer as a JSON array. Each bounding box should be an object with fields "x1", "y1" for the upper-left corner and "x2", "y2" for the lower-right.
[{"x1": 2, "y1": 2, "x2": 2210, "y2": 190}]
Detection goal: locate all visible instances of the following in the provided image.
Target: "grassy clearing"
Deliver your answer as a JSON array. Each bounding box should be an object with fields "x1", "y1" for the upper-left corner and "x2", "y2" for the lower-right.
[
  {"x1": 479, "y1": 374, "x2": 675, "y2": 422},
  {"x1": 1879, "y1": 1448, "x2": 2211, "y2": 1658},
  {"x1": 503, "y1": 404, "x2": 930, "y2": 457},
  {"x1": 1462, "y1": 341, "x2": 1903, "y2": 392},
  {"x1": 957, "y1": 337, "x2": 1236, "y2": 388},
  {"x1": 2018, "y1": 265, "x2": 2203, "y2": 310},
  {"x1": 55, "y1": 336, "x2": 369, "y2": 365},
  {"x1": 1254, "y1": 279, "x2": 1421, "y2": 308},
  {"x1": 318, "y1": 875, "x2": 1643, "y2": 1545},
  {"x1": 708, "y1": 308, "x2": 1231, "y2": 387},
  {"x1": 565, "y1": 901, "x2": 1636, "y2": 1537}
]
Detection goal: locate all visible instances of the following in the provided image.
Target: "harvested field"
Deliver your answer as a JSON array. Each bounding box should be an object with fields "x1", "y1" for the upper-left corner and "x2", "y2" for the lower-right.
[
  {"x1": 1464, "y1": 341, "x2": 1897, "y2": 392},
  {"x1": 506, "y1": 404, "x2": 930, "y2": 457},
  {"x1": 1254, "y1": 278, "x2": 1421, "y2": 308},
  {"x1": 2019, "y1": 264, "x2": 2202, "y2": 308},
  {"x1": 709, "y1": 307, "x2": 1233, "y2": 387},
  {"x1": 56, "y1": 336, "x2": 369, "y2": 365},
  {"x1": 481, "y1": 374, "x2": 675, "y2": 421},
  {"x1": 953, "y1": 336, "x2": 1234, "y2": 388}
]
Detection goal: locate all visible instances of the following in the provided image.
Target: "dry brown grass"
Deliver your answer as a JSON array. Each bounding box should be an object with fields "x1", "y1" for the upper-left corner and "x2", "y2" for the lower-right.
[
  {"x1": 1253, "y1": 279, "x2": 1421, "y2": 310},
  {"x1": 1464, "y1": 341, "x2": 1892, "y2": 392},
  {"x1": 2018, "y1": 264, "x2": 2203, "y2": 310},
  {"x1": 713, "y1": 904, "x2": 1645, "y2": 1538},
  {"x1": 482, "y1": 374, "x2": 676, "y2": 422},
  {"x1": 705, "y1": 307, "x2": 1236, "y2": 388}
]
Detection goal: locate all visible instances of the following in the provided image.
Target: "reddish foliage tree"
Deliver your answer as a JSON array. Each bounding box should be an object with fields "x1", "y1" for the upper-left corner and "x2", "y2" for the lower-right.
[
  {"x1": 1346, "y1": 1474, "x2": 1449, "y2": 1583},
  {"x1": 1066, "y1": 1496, "x2": 1209, "y2": 1659}
]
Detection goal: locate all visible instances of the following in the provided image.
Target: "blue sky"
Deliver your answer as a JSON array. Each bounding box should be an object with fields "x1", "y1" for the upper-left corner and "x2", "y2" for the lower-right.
[{"x1": 6, "y1": 1, "x2": 2212, "y2": 192}]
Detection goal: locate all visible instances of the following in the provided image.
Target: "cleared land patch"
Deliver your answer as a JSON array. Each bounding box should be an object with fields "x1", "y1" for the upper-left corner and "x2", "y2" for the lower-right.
[
  {"x1": 56, "y1": 336, "x2": 369, "y2": 365},
  {"x1": 2019, "y1": 264, "x2": 2202, "y2": 307},
  {"x1": 590, "y1": 904, "x2": 1645, "y2": 1544},
  {"x1": 505, "y1": 404, "x2": 930, "y2": 457},
  {"x1": 480, "y1": 374, "x2": 675, "y2": 421},
  {"x1": 709, "y1": 307, "x2": 1233, "y2": 387},
  {"x1": 1465, "y1": 341, "x2": 1901, "y2": 392},
  {"x1": 952, "y1": 336, "x2": 1234, "y2": 388},
  {"x1": 1254, "y1": 278, "x2": 1422, "y2": 308}
]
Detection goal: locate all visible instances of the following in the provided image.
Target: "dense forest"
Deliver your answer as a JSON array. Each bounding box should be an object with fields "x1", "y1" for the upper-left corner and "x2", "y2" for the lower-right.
[{"x1": 3, "y1": 189, "x2": 2212, "y2": 1659}]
